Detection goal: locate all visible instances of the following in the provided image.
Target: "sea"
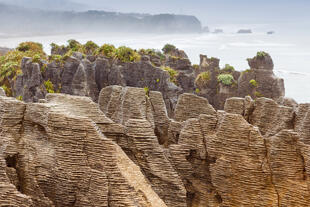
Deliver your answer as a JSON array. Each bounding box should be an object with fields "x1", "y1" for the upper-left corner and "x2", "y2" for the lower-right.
[{"x1": 0, "y1": 23, "x2": 309, "y2": 103}]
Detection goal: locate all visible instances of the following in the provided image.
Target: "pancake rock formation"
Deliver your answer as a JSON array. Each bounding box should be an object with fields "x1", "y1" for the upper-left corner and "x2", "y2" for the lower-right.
[
  {"x1": 0, "y1": 85, "x2": 309, "y2": 207},
  {"x1": 1, "y1": 41, "x2": 284, "y2": 117}
]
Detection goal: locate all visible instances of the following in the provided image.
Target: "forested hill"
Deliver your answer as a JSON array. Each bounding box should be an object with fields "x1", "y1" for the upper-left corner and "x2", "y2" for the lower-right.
[{"x1": 0, "y1": 3, "x2": 202, "y2": 36}]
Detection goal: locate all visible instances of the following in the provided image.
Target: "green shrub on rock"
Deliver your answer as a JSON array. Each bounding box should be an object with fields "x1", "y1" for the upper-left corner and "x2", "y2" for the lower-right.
[
  {"x1": 116, "y1": 46, "x2": 141, "y2": 62},
  {"x1": 17, "y1": 96, "x2": 23, "y2": 101},
  {"x1": 254, "y1": 91, "x2": 263, "y2": 98},
  {"x1": 44, "y1": 80, "x2": 55, "y2": 93},
  {"x1": 217, "y1": 74, "x2": 234, "y2": 86},
  {"x1": 195, "y1": 71, "x2": 210, "y2": 86},
  {"x1": 32, "y1": 54, "x2": 41, "y2": 63},
  {"x1": 139, "y1": 48, "x2": 156, "y2": 56},
  {"x1": 144, "y1": 87, "x2": 150, "y2": 97},
  {"x1": 161, "y1": 66, "x2": 178, "y2": 84},
  {"x1": 222, "y1": 64, "x2": 235, "y2": 73},
  {"x1": 83, "y1": 41, "x2": 99, "y2": 54},
  {"x1": 96, "y1": 44, "x2": 116, "y2": 59},
  {"x1": 17, "y1": 42, "x2": 43, "y2": 53},
  {"x1": 48, "y1": 55, "x2": 63, "y2": 64},
  {"x1": 67, "y1": 39, "x2": 83, "y2": 52},
  {"x1": 162, "y1": 44, "x2": 176, "y2": 54},
  {"x1": 249, "y1": 79, "x2": 258, "y2": 87},
  {"x1": 193, "y1": 64, "x2": 199, "y2": 70},
  {"x1": 0, "y1": 42, "x2": 47, "y2": 96},
  {"x1": 256, "y1": 51, "x2": 269, "y2": 58}
]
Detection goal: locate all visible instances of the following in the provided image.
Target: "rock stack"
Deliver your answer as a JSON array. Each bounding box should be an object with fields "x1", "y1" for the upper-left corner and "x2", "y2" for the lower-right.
[{"x1": 0, "y1": 86, "x2": 309, "y2": 206}]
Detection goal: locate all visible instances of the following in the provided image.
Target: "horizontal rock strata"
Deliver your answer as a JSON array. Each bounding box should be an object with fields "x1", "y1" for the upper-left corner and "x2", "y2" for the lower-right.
[{"x1": 0, "y1": 86, "x2": 309, "y2": 207}]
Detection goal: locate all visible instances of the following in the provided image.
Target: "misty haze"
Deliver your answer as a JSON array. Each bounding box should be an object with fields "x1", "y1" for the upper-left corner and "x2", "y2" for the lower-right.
[
  {"x1": 0, "y1": 0, "x2": 309, "y2": 103},
  {"x1": 1, "y1": 1, "x2": 310, "y2": 206}
]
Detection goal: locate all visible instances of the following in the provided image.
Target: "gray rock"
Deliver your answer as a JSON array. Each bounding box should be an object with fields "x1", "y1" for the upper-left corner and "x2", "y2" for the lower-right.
[
  {"x1": 14, "y1": 57, "x2": 46, "y2": 102},
  {"x1": 237, "y1": 29, "x2": 252, "y2": 34}
]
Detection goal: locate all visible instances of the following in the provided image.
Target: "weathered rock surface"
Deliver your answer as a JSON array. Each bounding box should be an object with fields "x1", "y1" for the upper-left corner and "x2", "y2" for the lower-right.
[
  {"x1": 0, "y1": 94, "x2": 168, "y2": 207},
  {"x1": 15, "y1": 57, "x2": 46, "y2": 102},
  {"x1": 195, "y1": 53, "x2": 284, "y2": 109},
  {"x1": 98, "y1": 85, "x2": 171, "y2": 145},
  {"x1": 295, "y1": 103, "x2": 310, "y2": 144},
  {"x1": 1, "y1": 86, "x2": 308, "y2": 206},
  {"x1": 10, "y1": 47, "x2": 286, "y2": 117},
  {"x1": 238, "y1": 53, "x2": 284, "y2": 100},
  {"x1": 174, "y1": 93, "x2": 216, "y2": 122}
]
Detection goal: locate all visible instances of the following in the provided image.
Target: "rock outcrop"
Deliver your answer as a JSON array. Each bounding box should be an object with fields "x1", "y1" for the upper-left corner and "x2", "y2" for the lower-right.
[
  {"x1": 237, "y1": 29, "x2": 252, "y2": 34},
  {"x1": 0, "y1": 86, "x2": 310, "y2": 207},
  {"x1": 14, "y1": 54, "x2": 181, "y2": 116},
  {"x1": 0, "y1": 93, "x2": 168, "y2": 207},
  {"x1": 238, "y1": 53, "x2": 284, "y2": 99},
  {"x1": 6, "y1": 44, "x2": 285, "y2": 117},
  {"x1": 195, "y1": 52, "x2": 284, "y2": 109}
]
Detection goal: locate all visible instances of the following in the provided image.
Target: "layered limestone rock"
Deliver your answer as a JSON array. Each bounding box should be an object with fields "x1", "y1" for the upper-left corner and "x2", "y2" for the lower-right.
[
  {"x1": 174, "y1": 93, "x2": 216, "y2": 122},
  {"x1": 1, "y1": 85, "x2": 309, "y2": 207},
  {"x1": 238, "y1": 53, "x2": 285, "y2": 99},
  {"x1": 0, "y1": 94, "x2": 168, "y2": 207},
  {"x1": 295, "y1": 103, "x2": 310, "y2": 144},
  {"x1": 98, "y1": 85, "x2": 171, "y2": 145},
  {"x1": 266, "y1": 130, "x2": 310, "y2": 206},
  {"x1": 224, "y1": 96, "x2": 295, "y2": 136},
  {"x1": 195, "y1": 53, "x2": 284, "y2": 109},
  {"x1": 170, "y1": 95, "x2": 310, "y2": 206},
  {"x1": 10, "y1": 46, "x2": 286, "y2": 116},
  {"x1": 194, "y1": 55, "x2": 241, "y2": 109}
]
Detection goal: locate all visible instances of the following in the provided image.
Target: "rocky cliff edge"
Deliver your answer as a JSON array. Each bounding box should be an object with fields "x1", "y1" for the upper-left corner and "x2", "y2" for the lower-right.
[{"x1": 1, "y1": 85, "x2": 309, "y2": 207}]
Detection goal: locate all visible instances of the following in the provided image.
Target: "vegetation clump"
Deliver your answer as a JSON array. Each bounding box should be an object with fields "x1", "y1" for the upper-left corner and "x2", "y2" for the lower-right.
[
  {"x1": 256, "y1": 51, "x2": 269, "y2": 58},
  {"x1": 50, "y1": 43, "x2": 66, "y2": 50},
  {"x1": 241, "y1": 69, "x2": 251, "y2": 75},
  {"x1": 249, "y1": 79, "x2": 258, "y2": 87},
  {"x1": 48, "y1": 55, "x2": 64, "y2": 64},
  {"x1": 83, "y1": 41, "x2": 99, "y2": 55},
  {"x1": 195, "y1": 71, "x2": 210, "y2": 86},
  {"x1": 96, "y1": 44, "x2": 116, "y2": 59},
  {"x1": 144, "y1": 87, "x2": 150, "y2": 97},
  {"x1": 162, "y1": 44, "x2": 176, "y2": 54},
  {"x1": 217, "y1": 74, "x2": 234, "y2": 86},
  {"x1": 116, "y1": 46, "x2": 141, "y2": 62},
  {"x1": 193, "y1": 64, "x2": 199, "y2": 70},
  {"x1": 139, "y1": 48, "x2": 156, "y2": 56},
  {"x1": 139, "y1": 48, "x2": 165, "y2": 61},
  {"x1": 17, "y1": 96, "x2": 23, "y2": 101},
  {"x1": 222, "y1": 64, "x2": 235, "y2": 73},
  {"x1": 67, "y1": 39, "x2": 83, "y2": 52},
  {"x1": 44, "y1": 80, "x2": 55, "y2": 93},
  {"x1": 0, "y1": 42, "x2": 47, "y2": 96},
  {"x1": 16, "y1": 42, "x2": 44, "y2": 53},
  {"x1": 254, "y1": 91, "x2": 263, "y2": 97},
  {"x1": 161, "y1": 66, "x2": 178, "y2": 84}
]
